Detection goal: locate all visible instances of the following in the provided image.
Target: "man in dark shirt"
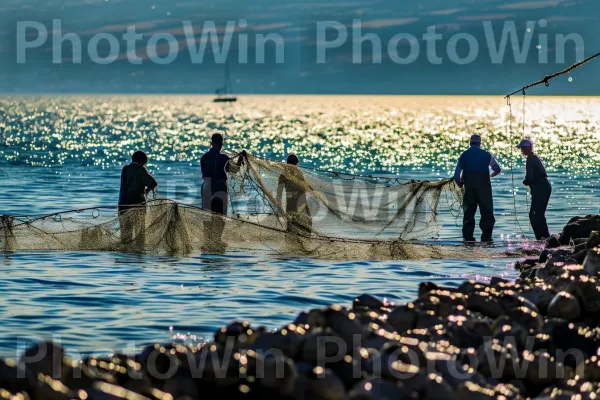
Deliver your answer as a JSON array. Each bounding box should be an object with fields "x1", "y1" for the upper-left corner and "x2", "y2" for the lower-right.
[
  {"x1": 200, "y1": 133, "x2": 245, "y2": 249},
  {"x1": 517, "y1": 139, "x2": 552, "y2": 240},
  {"x1": 118, "y1": 151, "x2": 158, "y2": 249},
  {"x1": 454, "y1": 134, "x2": 502, "y2": 243},
  {"x1": 200, "y1": 133, "x2": 231, "y2": 215}
]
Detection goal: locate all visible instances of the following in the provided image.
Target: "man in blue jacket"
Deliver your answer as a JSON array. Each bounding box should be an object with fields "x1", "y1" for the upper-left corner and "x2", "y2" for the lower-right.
[{"x1": 454, "y1": 134, "x2": 502, "y2": 243}]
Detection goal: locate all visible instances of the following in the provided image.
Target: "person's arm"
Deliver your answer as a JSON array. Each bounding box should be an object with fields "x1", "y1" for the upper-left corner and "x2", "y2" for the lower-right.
[
  {"x1": 524, "y1": 156, "x2": 533, "y2": 186},
  {"x1": 141, "y1": 168, "x2": 158, "y2": 194},
  {"x1": 200, "y1": 155, "x2": 210, "y2": 177},
  {"x1": 453, "y1": 157, "x2": 463, "y2": 187},
  {"x1": 489, "y1": 156, "x2": 501, "y2": 178},
  {"x1": 226, "y1": 151, "x2": 247, "y2": 174}
]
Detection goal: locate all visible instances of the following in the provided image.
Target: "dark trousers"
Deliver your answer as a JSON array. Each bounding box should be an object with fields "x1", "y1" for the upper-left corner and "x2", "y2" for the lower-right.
[
  {"x1": 201, "y1": 180, "x2": 229, "y2": 247},
  {"x1": 463, "y1": 184, "x2": 495, "y2": 242},
  {"x1": 529, "y1": 182, "x2": 552, "y2": 240}
]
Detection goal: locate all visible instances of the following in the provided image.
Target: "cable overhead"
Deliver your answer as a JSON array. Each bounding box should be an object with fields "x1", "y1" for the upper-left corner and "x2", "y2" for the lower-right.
[{"x1": 505, "y1": 52, "x2": 600, "y2": 99}]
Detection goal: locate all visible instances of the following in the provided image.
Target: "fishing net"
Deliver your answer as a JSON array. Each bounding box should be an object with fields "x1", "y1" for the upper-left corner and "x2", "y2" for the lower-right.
[
  {"x1": 228, "y1": 153, "x2": 463, "y2": 241},
  {"x1": 0, "y1": 153, "x2": 521, "y2": 260}
]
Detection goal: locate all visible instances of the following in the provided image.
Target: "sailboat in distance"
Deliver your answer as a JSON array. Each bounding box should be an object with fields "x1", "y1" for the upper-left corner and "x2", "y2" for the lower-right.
[{"x1": 213, "y1": 63, "x2": 237, "y2": 103}]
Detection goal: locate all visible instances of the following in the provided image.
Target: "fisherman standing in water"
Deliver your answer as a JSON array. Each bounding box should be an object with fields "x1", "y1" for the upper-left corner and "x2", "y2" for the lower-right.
[
  {"x1": 200, "y1": 133, "x2": 244, "y2": 248},
  {"x1": 454, "y1": 134, "x2": 502, "y2": 243},
  {"x1": 118, "y1": 151, "x2": 158, "y2": 250},
  {"x1": 276, "y1": 154, "x2": 312, "y2": 234},
  {"x1": 517, "y1": 139, "x2": 552, "y2": 240}
]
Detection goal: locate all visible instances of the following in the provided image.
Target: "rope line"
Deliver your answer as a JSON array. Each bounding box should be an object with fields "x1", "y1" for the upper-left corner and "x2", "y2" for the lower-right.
[
  {"x1": 504, "y1": 51, "x2": 600, "y2": 99},
  {"x1": 507, "y1": 97, "x2": 527, "y2": 235}
]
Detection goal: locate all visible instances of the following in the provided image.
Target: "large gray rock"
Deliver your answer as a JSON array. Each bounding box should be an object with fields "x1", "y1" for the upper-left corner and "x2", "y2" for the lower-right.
[{"x1": 559, "y1": 215, "x2": 600, "y2": 245}]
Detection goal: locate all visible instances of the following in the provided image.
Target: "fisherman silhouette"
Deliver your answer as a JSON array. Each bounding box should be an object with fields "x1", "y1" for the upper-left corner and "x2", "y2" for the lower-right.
[
  {"x1": 276, "y1": 154, "x2": 312, "y2": 234},
  {"x1": 200, "y1": 133, "x2": 245, "y2": 250},
  {"x1": 118, "y1": 151, "x2": 157, "y2": 251},
  {"x1": 517, "y1": 139, "x2": 552, "y2": 240},
  {"x1": 454, "y1": 134, "x2": 501, "y2": 243}
]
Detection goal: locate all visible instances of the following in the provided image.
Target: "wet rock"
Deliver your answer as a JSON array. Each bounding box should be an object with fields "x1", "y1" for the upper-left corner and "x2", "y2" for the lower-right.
[
  {"x1": 456, "y1": 280, "x2": 488, "y2": 295},
  {"x1": 295, "y1": 364, "x2": 346, "y2": 400},
  {"x1": 492, "y1": 317, "x2": 529, "y2": 351},
  {"x1": 388, "y1": 303, "x2": 417, "y2": 334},
  {"x1": 447, "y1": 316, "x2": 492, "y2": 349},
  {"x1": 519, "y1": 285, "x2": 557, "y2": 315},
  {"x1": 430, "y1": 357, "x2": 487, "y2": 390},
  {"x1": 583, "y1": 247, "x2": 600, "y2": 276},
  {"x1": 422, "y1": 373, "x2": 456, "y2": 400},
  {"x1": 353, "y1": 294, "x2": 384, "y2": 311},
  {"x1": 214, "y1": 321, "x2": 260, "y2": 349},
  {"x1": 477, "y1": 339, "x2": 519, "y2": 380},
  {"x1": 247, "y1": 324, "x2": 305, "y2": 359},
  {"x1": 299, "y1": 328, "x2": 347, "y2": 364},
  {"x1": 418, "y1": 282, "x2": 440, "y2": 296},
  {"x1": 326, "y1": 355, "x2": 362, "y2": 389},
  {"x1": 29, "y1": 373, "x2": 83, "y2": 400},
  {"x1": 522, "y1": 350, "x2": 566, "y2": 397},
  {"x1": 574, "y1": 242, "x2": 587, "y2": 254},
  {"x1": 355, "y1": 310, "x2": 395, "y2": 334},
  {"x1": 293, "y1": 312, "x2": 310, "y2": 326},
  {"x1": 587, "y1": 231, "x2": 600, "y2": 249},
  {"x1": 307, "y1": 306, "x2": 366, "y2": 346},
  {"x1": 0, "y1": 359, "x2": 26, "y2": 394},
  {"x1": 551, "y1": 322, "x2": 598, "y2": 359},
  {"x1": 536, "y1": 255, "x2": 577, "y2": 279},
  {"x1": 504, "y1": 305, "x2": 543, "y2": 332},
  {"x1": 17, "y1": 341, "x2": 71, "y2": 383},
  {"x1": 348, "y1": 378, "x2": 406, "y2": 400},
  {"x1": 546, "y1": 235, "x2": 561, "y2": 249},
  {"x1": 574, "y1": 249, "x2": 588, "y2": 264},
  {"x1": 466, "y1": 291, "x2": 502, "y2": 319},
  {"x1": 160, "y1": 368, "x2": 198, "y2": 400},
  {"x1": 456, "y1": 382, "x2": 504, "y2": 400},
  {"x1": 415, "y1": 310, "x2": 444, "y2": 329},
  {"x1": 559, "y1": 215, "x2": 600, "y2": 245},
  {"x1": 547, "y1": 291, "x2": 581, "y2": 320},
  {"x1": 416, "y1": 290, "x2": 467, "y2": 319},
  {"x1": 241, "y1": 350, "x2": 297, "y2": 396},
  {"x1": 515, "y1": 258, "x2": 539, "y2": 272}
]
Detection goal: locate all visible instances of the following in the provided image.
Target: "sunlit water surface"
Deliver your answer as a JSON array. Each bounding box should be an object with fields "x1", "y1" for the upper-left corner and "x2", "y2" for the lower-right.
[{"x1": 0, "y1": 95, "x2": 599, "y2": 356}]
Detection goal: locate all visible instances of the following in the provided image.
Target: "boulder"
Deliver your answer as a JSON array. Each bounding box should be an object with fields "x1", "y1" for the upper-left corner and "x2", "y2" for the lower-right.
[
  {"x1": 559, "y1": 215, "x2": 600, "y2": 245},
  {"x1": 583, "y1": 248, "x2": 600, "y2": 276},
  {"x1": 547, "y1": 291, "x2": 581, "y2": 320},
  {"x1": 587, "y1": 231, "x2": 600, "y2": 249}
]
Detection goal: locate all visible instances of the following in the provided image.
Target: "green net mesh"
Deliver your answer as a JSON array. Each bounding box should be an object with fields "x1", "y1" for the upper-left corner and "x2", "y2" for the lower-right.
[{"x1": 0, "y1": 154, "x2": 522, "y2": 260}]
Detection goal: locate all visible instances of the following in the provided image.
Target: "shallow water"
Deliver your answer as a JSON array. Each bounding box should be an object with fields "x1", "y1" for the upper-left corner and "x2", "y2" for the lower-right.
[{"x1": 1, "y1": 95, "x2": 598, "y2": 356}]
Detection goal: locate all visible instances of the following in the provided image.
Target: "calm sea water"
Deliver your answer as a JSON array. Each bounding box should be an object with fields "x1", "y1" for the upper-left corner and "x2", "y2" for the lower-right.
[{"x1": 1, "y1": 95, "x2": 599, "y2": 356}]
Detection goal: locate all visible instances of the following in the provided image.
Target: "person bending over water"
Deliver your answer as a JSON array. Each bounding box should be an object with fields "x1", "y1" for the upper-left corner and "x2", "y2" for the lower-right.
[
  {"x1": 276, "y1": 154, "x2": 312, "y2": 234},
  {"x1": 517, "y1": 139, "x2": 552, "y2": 240},
  {"x1": 118, "y1": 151, "x2": 157, "y2": 250},
  {"x1": 454, "y1": 134, "x2": 501, "y2": 244},
  {"x1": 200, "y1": 133, "x2": 244, "y2": 247}
]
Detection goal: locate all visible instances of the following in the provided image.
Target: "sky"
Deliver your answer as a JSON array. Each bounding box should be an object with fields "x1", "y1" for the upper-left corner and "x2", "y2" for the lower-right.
[{"x1": 0, "y1": 0, "x2": 597, "y2": 94}]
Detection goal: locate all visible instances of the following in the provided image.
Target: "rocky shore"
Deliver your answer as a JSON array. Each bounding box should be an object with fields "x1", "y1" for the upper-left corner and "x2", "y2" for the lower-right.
[{"x1": 3, "y1": 216, "x2": 600, "y2": 399}]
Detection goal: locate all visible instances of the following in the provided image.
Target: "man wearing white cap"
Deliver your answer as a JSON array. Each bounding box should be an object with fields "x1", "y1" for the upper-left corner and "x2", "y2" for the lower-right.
[
  {"x1": 517, "y1": 138, "x2": 552, "y2": 240},
  {"x1": 453, "y1": 134, "x2": 502, "y2": 243}
]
